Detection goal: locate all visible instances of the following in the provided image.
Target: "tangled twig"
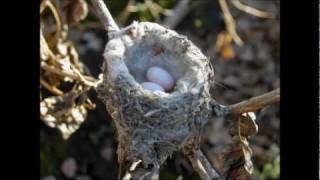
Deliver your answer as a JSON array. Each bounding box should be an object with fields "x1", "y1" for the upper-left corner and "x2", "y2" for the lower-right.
[
  {"x1": 218, "y1": 0, "x2": 275, "y2": 47},
  {"x1": 41, "y1": 63, "x2": 97, "y2": 87},
  {"x1": 40, "y1": 0, "x2": 97, "y2": 139}
]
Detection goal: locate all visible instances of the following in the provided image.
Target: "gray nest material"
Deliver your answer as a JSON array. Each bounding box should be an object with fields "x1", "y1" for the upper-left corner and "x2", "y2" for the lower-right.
[{"x1": 97, "y1": 22, "x2": 215, "y2": 169}]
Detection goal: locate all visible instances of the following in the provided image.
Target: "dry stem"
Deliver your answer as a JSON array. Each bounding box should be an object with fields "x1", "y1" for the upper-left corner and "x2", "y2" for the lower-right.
[
  {"x1": 90, "y1": 0, "x2": 119, "y2": 33},
  {"x1": 218, "y1": 0, "x2": 243, "y2": 46},
  {"x1": 228, "y1": 88, "x2": 280, "y2": 114},
  {"x1": 186, "y1": 150, "x2": 220, "y2": 180},
  {"x1": 41, "y1": 63, "x2": 97, "y2": 87},
  {"x1": 40, "y1": 78, "x2": 64, "y2": 96},
  {"x1": 230, "y1": 0, "x2": 273, "y2": 19}
]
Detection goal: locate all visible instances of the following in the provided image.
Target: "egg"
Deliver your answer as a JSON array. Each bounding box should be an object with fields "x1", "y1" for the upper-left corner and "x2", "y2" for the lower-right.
[
  {"x1": 141, "y1": 82, "x2": 165, "y2": 92},
  {"x1": 146, "y1": 66, "x2": 174, "y2": 91}
]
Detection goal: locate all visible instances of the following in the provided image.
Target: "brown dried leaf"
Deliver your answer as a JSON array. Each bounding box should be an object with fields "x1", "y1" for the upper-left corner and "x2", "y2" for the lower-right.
[
  {"x1": 222, "y1": 137, "x2": 253, "y2": 180},
  {"x1": 221, "y1": 44, "x2": 235, "y2": 60},
  {"x1": 222, "y1": 112, "x2": 257, "y2": 180},
  {"x1": 229, "y1": 112, "x2": 258, "y2": 137},
  {"x1": 215, "y1": 32, "x2": 235, "y2": 60},
  {"x1": 40, "y1": 91, "x2": 88, "y2": 139},
  {"x1": 40, "y1": 0, "x2": 95, "y2": 140}
]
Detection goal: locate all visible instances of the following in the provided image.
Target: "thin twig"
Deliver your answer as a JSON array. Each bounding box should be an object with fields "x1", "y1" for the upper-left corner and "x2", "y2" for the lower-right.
[
  {"x1": 218, "y1": 0, "x2": 243, "y2": 46},
  {"x1": 45, "y1": 0, "x2": 62, "y2": 45},
  {"x1": 162, "y1": 0, "x2": 190, "y2": 29},
  {"x1": 40, "y1": 0, "x2": 50, "y2": 13},
  {"x1": 90, "y1": 0, "x2": 134, "y2": 46},
  {"x1": 40, "y1": 29, "x2": 56, "y2": 59},
  {"x1": 230, "y1": 0, "x2": 273, "y2": 19},
  {"x1": 186, "y1": 150, "x2": 220, "y2": 180},
  {"x1": 228, "y1": 88, "x2": 280, "y2": 114},
  {"x1": 90, "y1": 0, "x2": 119, "y2": 33},
  {"x1": 41, "y1": 63, "x2": 97, "y2": 87},
  {"x1": 40, "y1": 78, "x2": 64, "y2": 96}
]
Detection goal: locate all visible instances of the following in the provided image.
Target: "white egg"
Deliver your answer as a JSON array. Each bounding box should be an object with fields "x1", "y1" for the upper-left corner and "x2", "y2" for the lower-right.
[
  {"x1": 146, "y1": 66, "x2": 174, "y2": 91},
  {"x1": 141, "y1": 82, "x2": 165, "y2": 92}
]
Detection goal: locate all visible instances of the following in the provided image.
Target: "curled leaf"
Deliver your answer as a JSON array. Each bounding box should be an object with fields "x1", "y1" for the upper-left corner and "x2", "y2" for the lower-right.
[{"x1": 222, "y1": 112, "x2": 258, "y2": 180}]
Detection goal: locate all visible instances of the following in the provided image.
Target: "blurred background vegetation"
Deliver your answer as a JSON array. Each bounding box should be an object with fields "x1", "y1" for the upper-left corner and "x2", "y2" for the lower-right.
[{"x1": 40, "y1": 0, "x2": 279, "y2": 179}]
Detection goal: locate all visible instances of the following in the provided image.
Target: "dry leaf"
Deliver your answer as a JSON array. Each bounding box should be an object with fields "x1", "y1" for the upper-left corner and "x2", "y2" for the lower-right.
[
  {"x1": 222, "y1": 113, "x2": 258, "y2": 180},
  {"x1": 221, "y1": 44, "x2": 235, "y2": 60},
  {"x1": 216, "y1": 32, "x2": 235, "y2": 60},
  {"x1": 40, "y1": 91, "x2": 88, "y2": 139}
]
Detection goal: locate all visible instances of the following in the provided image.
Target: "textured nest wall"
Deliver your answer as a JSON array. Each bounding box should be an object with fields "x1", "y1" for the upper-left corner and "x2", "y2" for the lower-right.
[{"x1": 97, "y1": 22, "x2": 215, "y2": 168}]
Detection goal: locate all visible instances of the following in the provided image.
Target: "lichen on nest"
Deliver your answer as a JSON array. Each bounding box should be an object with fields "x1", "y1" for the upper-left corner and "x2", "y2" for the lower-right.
[{"x1": 97, "y1": 21, "x2": 215, "y2": 168}]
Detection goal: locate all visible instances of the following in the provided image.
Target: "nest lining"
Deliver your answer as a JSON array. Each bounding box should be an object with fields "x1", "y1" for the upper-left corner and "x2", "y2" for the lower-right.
[{"x1": 98, "y1": 22, "x2": 215, "y2": 166}]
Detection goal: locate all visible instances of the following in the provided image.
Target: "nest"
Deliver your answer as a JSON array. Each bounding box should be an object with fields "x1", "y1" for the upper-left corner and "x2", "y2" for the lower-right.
[{"x1": 97, "y1": 22, "x2": 215, "y2": 169}]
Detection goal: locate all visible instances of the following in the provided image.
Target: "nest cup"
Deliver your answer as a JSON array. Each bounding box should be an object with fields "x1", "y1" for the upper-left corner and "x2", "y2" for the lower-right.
[{"x1": 98, "y1": 22, "x2": 215, "y2": 168}]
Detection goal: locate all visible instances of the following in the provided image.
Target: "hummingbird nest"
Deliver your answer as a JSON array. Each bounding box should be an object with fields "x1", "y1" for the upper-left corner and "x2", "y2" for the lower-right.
[{"x1": 97, "y1": 22, "x2": 215, "y2": 170}]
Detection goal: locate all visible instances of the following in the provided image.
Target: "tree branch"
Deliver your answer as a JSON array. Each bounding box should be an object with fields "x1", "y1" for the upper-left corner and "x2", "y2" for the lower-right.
[
  {"x1": 90, "y1": 0, "x2": 119, "y2": 33},
  {"x1": 218, "y1": 0, "x2": 243, "y2": 46},
  {"x1": 230, "y1": 0, "x2": 273, "y2": 19},
  {"x1": 212, "y1": 88, "x2": 280, "y2": 117},
  {"x1": 229, "y1": 88, "x2": 280, "y2": 114}
]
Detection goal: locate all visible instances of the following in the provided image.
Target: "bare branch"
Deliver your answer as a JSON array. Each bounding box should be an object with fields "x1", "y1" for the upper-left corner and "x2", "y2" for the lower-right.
[
  {"x1": 228, "y1": 88, "x2": 280, "y2": 114},
  {"x1": 186, "y1": 150, "x2": 220, "y2": 180},
  {"x1": 218, "y1": 0, "x2": 243, "y2": 46},
  {"x1": 90, "y1": 0, "x2": 119, "y2": 33},
  {"x1": 211, "y1": 88, "x2": 280, "y2": 117},
  {"x1": 230, "y1": 0, "x2": 273, "y2": 19},
  {"x1": 162, "y1": 0, "x2": 191, "y2": 29}
]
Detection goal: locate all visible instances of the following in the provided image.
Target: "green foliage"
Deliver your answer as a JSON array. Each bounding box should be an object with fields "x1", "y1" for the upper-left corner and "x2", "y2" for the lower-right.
[
  {"x1": 132, "y1": 2, "x2": 153, "y2": 21},
  {"x1": 253, "y1": 144, "x2": 280, "y2": 180},
  {"x1": 156, "y1": 0, "x2": 177, "y2": 8}
]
